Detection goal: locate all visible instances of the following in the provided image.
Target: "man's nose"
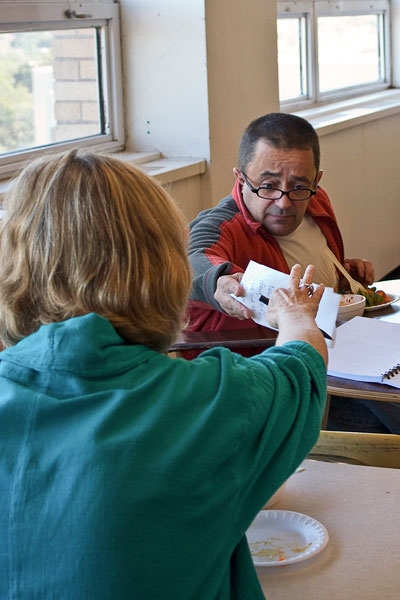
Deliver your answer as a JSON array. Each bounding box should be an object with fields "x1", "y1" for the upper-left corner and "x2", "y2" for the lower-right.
[{"x1": 273, "y1": 192, "x2": 293, "y2": 209}]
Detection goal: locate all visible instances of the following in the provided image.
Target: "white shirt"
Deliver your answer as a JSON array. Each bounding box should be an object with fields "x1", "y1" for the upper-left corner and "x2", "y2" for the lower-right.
[{"x1": 273, "y1": 214, "x2": 338, "y2": 288}]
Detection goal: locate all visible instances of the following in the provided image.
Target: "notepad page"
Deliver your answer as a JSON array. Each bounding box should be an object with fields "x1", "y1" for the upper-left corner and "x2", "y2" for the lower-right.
[
  {"x1": 327, "y1": 316, "x2": 400, "y2": 387},
  {"x1": 231, "y1": 260, "x2": 340, "y2": 343}
]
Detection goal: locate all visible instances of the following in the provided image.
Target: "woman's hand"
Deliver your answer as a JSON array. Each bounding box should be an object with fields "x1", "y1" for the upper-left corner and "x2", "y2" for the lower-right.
[
  {"x1": 266, "y1": 264, "x2": 324, "y2": 326},
  {"x1": 266, "y1": 264, "x2": 328, "y2": 365}
]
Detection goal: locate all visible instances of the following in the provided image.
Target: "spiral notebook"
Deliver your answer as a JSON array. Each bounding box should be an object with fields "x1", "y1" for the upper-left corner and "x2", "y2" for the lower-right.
[{"x1": 327, "y1": 316, "x2": 400, "y2": 388}]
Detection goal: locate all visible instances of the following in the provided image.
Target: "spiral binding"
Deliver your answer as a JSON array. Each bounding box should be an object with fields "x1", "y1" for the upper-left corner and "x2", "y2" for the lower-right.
[{"x1": 381, "y1": 363, "x2": 400, "y2": 381}]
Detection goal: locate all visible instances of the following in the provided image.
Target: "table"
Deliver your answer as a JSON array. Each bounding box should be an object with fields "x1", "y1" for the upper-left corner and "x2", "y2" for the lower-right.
[
  {"x1": 170, "y1": 326, "x2": 277, "y2": 354},
  {"x1": 170, "y1": 280, "x2": 400, "y2": 406},
  {"x1": 255, "y1": 459, "x2": 400, "y2": 600}
]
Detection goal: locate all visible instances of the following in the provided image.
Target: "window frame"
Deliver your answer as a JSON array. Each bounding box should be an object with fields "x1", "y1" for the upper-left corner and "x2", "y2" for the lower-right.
[
  {"x1": 278, "y1": 0, "x2": 391, "y2": 112},
  {"x1": 0, "y1": 1, "x2": 125, "y2": 180}
]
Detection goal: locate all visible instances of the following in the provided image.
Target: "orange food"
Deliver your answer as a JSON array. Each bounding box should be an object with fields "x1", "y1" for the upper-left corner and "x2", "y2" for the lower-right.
[
  {"x1": 358, "y1": 287, "x2": 391, "y2": 307},
  {"x1": 376, "y1": 290, "x2": 391, "y2": 302}
]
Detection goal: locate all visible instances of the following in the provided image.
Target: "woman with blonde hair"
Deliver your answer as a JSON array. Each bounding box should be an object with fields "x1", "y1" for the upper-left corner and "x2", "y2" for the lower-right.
[
  {"x1": 0, "y1": 150, "x2": 327, "y2": 599},
  {"x1": 0, "y1": 150, "x2": 191, "y2": 352}
]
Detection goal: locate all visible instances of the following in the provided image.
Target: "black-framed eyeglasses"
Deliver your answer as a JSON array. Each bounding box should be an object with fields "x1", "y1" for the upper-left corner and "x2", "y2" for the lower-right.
[{"x1": 241, "y1": 171, "x2": 317, "y2": 202}]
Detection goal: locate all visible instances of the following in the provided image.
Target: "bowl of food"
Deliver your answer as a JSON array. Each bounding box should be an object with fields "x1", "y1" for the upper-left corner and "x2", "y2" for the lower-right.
[{"x1": 337, "y1": 293, "x2": 366, "y2": 322}]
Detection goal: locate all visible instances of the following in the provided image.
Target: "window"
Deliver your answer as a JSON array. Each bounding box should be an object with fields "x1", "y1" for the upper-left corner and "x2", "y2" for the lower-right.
[
  {"x1": 277, "y1": 1, "x2": 391, "y2": 110},
  {"x1": 0, "y1": 1, "x2": 124, "y2": 179}
]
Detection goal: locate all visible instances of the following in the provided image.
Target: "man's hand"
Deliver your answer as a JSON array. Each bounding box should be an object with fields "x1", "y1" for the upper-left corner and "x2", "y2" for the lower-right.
[
  {"x1": 214, "y1": 273, "x2": 253, "y2": 320},
  {"x1": 343, "y1": 258, "x2": 375, "y2": 287}
]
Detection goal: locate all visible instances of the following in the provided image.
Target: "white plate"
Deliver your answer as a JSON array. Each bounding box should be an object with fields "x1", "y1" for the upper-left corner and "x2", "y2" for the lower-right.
[
  {"x1": 246, "y1": 510, "x2": 329, "y2": 566},
  {"x1": 364, "y1": 293, "x2": 400, "y2": 312}
]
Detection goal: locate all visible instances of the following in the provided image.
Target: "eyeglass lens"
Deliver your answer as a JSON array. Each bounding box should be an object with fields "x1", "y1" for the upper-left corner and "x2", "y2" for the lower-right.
[{"x1": 257, "y1": 188, "x2": 313, "y2": 201}]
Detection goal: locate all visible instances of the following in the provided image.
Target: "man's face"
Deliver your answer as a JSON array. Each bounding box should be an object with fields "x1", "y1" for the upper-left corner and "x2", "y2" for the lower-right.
[{"x1": 234, "y1": 140, "x2": 322, "y2": 237}]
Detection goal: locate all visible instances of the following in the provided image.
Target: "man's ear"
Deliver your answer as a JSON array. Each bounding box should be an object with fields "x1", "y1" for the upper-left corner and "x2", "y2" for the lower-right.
[
  {"x1": 316, "y1": 170, "x2": 323, "y2": 185},
  {"x1": 233, "y1": 167, "x2": 243, "y2": 181}
]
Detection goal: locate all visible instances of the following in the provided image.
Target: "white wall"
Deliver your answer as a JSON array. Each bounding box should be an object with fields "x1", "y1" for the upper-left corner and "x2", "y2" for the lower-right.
[
  {"x1": 120, "y1": 1, "x2": 209, "y2": 158},
  {"x1": 119, "y1": 0, "x2": 400, "y2": 279},
  {"x1": 318, "y1": 114, "x2": 400, "y2": 279}
]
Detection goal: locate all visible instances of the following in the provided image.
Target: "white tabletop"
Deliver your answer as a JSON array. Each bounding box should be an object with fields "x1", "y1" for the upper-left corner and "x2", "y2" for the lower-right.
[{"x1": 256, "y1": 459, "x2": 400, "y2": 600}]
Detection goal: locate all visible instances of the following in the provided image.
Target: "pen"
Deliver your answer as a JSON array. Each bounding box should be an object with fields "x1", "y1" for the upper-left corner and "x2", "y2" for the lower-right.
[{"x1": 319, "y1": 329, "x2": 333, "y2": 341}]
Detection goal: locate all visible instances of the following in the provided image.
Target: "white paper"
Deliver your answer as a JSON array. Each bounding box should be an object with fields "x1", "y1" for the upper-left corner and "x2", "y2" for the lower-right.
[
  {"x1": 327, "y1": 316, "x2": 400, "y2": 388},
  {"x1": 232, "y1": 260, "x2": 340, "y2": 343}
]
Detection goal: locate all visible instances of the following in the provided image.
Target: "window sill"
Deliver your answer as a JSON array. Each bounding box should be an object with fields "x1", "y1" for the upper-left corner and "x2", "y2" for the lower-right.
[
  {"x1": 116, "y1": 152, "x2": 207, "y2": 185},
  {"x1": 0, "y1": 153, "x2": 207, "y2": 215},
  {"x1": 294, "y1": 89, "x2": 400, "y2": 136}
]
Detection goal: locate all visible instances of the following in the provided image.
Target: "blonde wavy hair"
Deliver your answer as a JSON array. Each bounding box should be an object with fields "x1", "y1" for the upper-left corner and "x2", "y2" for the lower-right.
[{"x1": 0, "y1": 150, "x2": 192, "y2": 352}]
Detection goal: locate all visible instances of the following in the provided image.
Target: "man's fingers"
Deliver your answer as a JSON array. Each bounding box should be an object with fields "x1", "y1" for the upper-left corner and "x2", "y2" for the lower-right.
[{"x1": 215, "y1": 274, "x2": 252, "y2": 319}]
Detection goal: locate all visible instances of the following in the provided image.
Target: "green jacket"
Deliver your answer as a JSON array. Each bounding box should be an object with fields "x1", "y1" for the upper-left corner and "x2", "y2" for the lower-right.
[{"x1": 0, "y1": 313, "x2": 326, "y2": 599}]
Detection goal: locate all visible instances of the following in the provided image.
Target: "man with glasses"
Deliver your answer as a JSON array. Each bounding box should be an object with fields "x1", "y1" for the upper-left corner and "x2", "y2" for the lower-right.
[
  {"x1": 188, "y1": 112, "x2": 374, "y2": 334},
  {"x1": 187, "y1": 113, "x2": 400, "y2": 434}
]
